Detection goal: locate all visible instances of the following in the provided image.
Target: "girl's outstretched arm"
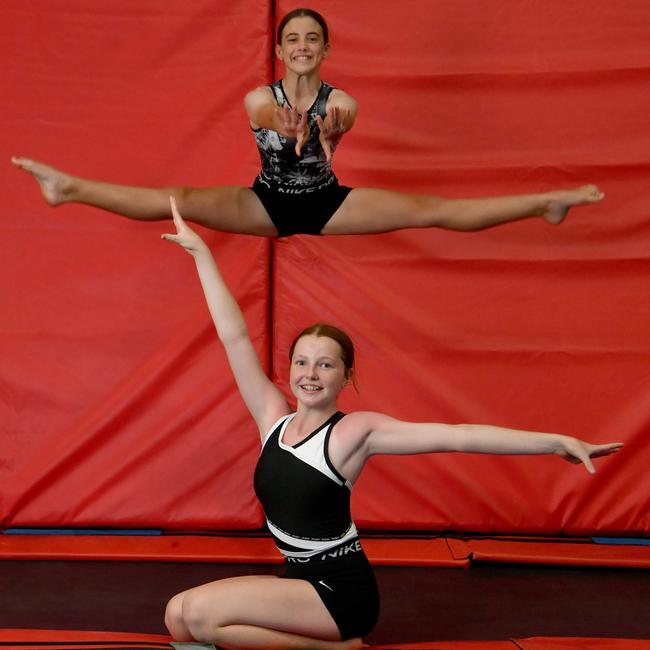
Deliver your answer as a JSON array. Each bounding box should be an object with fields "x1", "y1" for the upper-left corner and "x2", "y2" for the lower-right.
[
  {"x1": 244, "y1": 87, "x2": 310, "y2": 155},
  {"x1": 363, "y1": 414, "x2": 623, "y2": 474},
  {"x1": 162, "y1": 197, "x2": 289, "y2": 436},
  {"x1": 316, "y1": 90, "x2": 358, "y2": 161},
  {"x1": 334, "y1": 412, "x2": 623, "y2": 480}
]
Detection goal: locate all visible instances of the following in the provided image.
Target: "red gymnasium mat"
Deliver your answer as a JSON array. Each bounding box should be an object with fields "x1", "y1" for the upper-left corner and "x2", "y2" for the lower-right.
[
  {"x1": 0, "y1": 630, "x2": 648, "y2": 650},
  {"x1": 3, "y1": 534, "x2": 649, "y2": 569}
]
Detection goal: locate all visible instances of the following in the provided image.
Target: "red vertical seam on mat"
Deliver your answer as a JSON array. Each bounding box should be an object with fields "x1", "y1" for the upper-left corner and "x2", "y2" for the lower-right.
[
  {"x1": 271, "y1": 0, "x2": 278, "y2": 78},
  {"x1": 267, "y1": 0, "x2": 277, "y2": 381}
]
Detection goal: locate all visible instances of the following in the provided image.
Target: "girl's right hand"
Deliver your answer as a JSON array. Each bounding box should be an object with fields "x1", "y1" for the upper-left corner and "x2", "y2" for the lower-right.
[
  {"x1": 161, "y1": 196, "x2": 209, "y2": 255},
  {"x1": 275, "y1": 105, "x2": 310, "y2": 156}
]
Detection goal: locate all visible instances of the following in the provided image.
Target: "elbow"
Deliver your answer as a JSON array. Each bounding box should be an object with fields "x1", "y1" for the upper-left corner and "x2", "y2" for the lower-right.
[{"x1": 218, "y1": 324, "x2": 249, "y2": 347}]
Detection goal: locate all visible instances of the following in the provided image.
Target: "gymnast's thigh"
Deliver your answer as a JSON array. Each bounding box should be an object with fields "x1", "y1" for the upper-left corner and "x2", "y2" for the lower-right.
[
  {"x1": 174, "y1": 574, "x2": 342, "y2": 641},
  {"x1": 322, "y1": 187, "x2": 433, "y2": 235},
  {"x1": 180, "y1": 186, "x2": 279, "y2": 236}
]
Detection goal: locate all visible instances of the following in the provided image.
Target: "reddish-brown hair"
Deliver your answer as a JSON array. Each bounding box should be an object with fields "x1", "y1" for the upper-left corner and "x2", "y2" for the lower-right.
[
  {"x1": 276, "y1": 8, "x2": 329, "y2": 45},
  {"x1": 289, "y1": 323, "x2": 355, "y2": 382}
]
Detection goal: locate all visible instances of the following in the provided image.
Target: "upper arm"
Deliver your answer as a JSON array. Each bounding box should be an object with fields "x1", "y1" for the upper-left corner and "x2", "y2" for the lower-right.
[
  {"x1": 365, "y1": 414, "x2": 461, "y2": 456},
  {"x1": 222, "y1": 334, "x2": 290, "y2": 439},
  {"x1": 244, "y1": 86, "x2": 277, "y2": 129},
  {"x1": 329, "y1": 411, "x2": 457, "y2": 483}
]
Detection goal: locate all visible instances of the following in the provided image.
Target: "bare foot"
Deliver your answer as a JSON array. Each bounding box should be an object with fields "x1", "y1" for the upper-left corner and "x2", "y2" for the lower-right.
[
  {"x1": 11, "y1": 157, "x2": 74, "y2": 206},
  {"x1": 543, "y1": 184, "x2": 604, "y2": 225}
]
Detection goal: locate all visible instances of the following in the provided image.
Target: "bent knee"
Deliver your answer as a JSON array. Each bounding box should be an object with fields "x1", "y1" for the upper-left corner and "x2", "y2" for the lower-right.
[
  {"x1": 165, "y1": 594, "x2": 191, "y2": 640},
  {"x1": 181, "y1": 591, "x2": 222, "y2": 642}
]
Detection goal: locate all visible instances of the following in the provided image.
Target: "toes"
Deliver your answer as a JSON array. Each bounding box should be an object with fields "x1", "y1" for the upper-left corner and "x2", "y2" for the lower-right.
[{"x1": 581, "y1": 185, "x2": 604, "y2": 202}]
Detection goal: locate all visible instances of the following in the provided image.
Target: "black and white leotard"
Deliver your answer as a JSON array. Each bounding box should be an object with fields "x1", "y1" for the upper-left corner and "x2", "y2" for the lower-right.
[{"x1": 253, "y1": 411, "x2": 379, "y2": 639}]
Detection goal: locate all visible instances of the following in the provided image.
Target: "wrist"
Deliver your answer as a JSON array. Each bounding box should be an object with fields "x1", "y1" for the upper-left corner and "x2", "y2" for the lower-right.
[
  {"x1": 191, "y1": 241, "x2": 211, "y2": 259},
  {"x1": 549, "y1": 433, "x2": 571, "y2": 455}
]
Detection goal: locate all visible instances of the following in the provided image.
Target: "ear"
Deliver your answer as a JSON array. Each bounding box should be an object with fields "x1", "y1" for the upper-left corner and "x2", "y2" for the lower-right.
[
  {"x1": 275, "y1": 43, "x2": 284, "y2": 60},
  {"x1": 323, "y1": 43, "x2": 330, "y2": 58}
]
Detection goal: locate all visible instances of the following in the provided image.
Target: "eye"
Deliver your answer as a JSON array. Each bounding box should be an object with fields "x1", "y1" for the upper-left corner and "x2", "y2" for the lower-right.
[{"x1": 320, "y1": 362, "x2": 332, "y2": 368}]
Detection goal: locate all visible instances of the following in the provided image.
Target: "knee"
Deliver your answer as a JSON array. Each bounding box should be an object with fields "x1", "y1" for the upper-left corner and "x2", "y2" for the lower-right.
[
  {"x1": 414, "y1": 195, "x2": 448, "y2": 227},
  {"x1": 181, "y1": 591, "x2": 222, "y2": 643},
  {"x1": 164, "y1": 593, "x2": 192, "y2": 640},
  {"x1": 161, "y1": 186, "x2": 190, "y2": 207}
]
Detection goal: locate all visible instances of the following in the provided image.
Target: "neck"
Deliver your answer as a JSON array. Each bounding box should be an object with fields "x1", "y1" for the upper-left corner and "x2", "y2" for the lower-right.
[
  {"x1": 281, "y1": 72, "x2": 321, "y2": 108},
  {"x1": 292, "y1": 403, "x2": 338, "y2": 434}
]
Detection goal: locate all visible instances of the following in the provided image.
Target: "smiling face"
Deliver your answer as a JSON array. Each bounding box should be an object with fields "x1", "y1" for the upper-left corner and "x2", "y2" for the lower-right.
[
  {"x1": 276, "y1": 16, "x2": 329, "y2": 76},
  {"x1": 290, "y1": 334, "x2": 349, "y2": 408}
]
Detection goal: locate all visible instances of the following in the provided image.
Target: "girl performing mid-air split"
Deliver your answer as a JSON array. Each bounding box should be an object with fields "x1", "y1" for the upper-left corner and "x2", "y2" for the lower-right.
[
  {"x1": 160, "y1": 196, "x2": 622, "y2": 649},
  {"x1": 13, "y1": 8, "x2": 603, "y2": 238}
]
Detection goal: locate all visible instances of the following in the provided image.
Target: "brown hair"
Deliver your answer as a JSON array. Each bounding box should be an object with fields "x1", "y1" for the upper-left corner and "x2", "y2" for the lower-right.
[
  {"x1": 289, "y1": 323, "x2": 356, "y2": 385},
  {"x1": 276, "y1": 8, "x2": 329, "y2": 46}
]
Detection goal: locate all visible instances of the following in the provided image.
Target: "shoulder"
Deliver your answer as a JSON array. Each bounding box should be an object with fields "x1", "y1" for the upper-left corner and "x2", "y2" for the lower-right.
[
  {"x1": 326, "y1": 87, "x2": 358, "y2": 112},
  {"x1": 244, "y1": 85, "x2": 280, "y2": 129},
  {"x1": 335, "y1": 410, "x2": 394, "y2": 438},
  {"x1": 244, "y1": 85, "x2": 276, "y2": 110},
  {"x1": 262, "y1": 400, "x2": 294, "y2": 431},
  {"x1": 262, "y1": 410, "x2": 293, "y2": 438},
  {"x1": 328, "y1": 411, "x2": 398, "y2": 475}
]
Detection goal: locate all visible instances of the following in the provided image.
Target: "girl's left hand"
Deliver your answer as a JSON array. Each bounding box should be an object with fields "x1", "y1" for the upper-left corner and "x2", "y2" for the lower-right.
[
  {"x1": 555, "y1": 438, "x2": 624, "y2": 474},
  {"x1": 316, "y1": 106, "x2": 351, "y2": 161}
]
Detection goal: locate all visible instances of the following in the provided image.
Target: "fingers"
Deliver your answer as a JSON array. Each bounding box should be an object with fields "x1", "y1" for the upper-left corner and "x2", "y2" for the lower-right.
[
  {"x1": 277, "y1": 106, "x2": 307, "y2": 156},
  {"x1": 11, "y1": 156, "x2": 33, "y2": 171},
  {"x1": 578, "y1": 440, "x2": 624, "y2": 473},
  {"x1": 325, "y1": 105, "x2": 350, "y2": 133},
  {"x1": 319, "y1": 132, "x2": 332, "y2": 162},
  {"x1": 169, "y1": 195, "x2": 185, "y2": 229},
  {"x1": 591, "y1": 442, "x2": 624, "y2": 458},
  {"x1": 165, "y1": 196, "x2": 192, "y2": 246},
  {"x1": 278, "y1": 106, "x2": 296, "y2": 132},
  {"x1": 325, "y1": 105, "x2": 339, "y2": 123},
  {"x1": 331, "y1": 105, "x2": 340, "y2": 129},
  {"x1": 582, "y1": 455, "x2": 596, "y2": 474},
  {"x1": 321, "y1": 143, "x2": 332, "y2": 161},
  {"x1": 277, "y1": 105, "x2": 304, "y2": 132},
  {"x1": 295, "y1": 111, "x2": 309, "y2": 157}
]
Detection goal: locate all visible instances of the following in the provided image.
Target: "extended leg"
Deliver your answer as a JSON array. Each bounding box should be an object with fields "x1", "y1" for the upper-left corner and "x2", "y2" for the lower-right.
[
  {"x1": 323, "y1": 185, "x2": 603, "y2": 235},
  {"x1": 11, "y1": 157, "x2": 277, "y2": 236}
]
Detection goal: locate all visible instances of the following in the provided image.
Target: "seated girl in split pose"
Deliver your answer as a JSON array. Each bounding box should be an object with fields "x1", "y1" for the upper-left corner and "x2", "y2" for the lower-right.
[
  {"x1": 13, "y1": 8, "x2": 603, "y2": 238},
  {"x1": 160, "y1": 196, "x2": 621, "y2": 649}
]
